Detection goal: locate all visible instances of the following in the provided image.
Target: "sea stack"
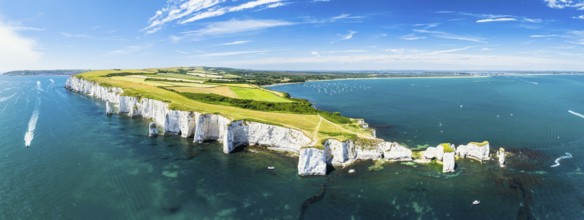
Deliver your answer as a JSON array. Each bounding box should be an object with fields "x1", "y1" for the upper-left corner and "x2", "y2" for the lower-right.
[
  {"x1": 497, "y1": 148, "x2": 506, "y2": 167},
  {"x1": 456, "y1": 141, "x2": 490, "y2": 161},
  {"x1": 148, "y1": 122, "x2": 158, "y2": 137},
  {"x1": 441, "y1": 143, "x2": 456, "y2": 173},
  {"x1": 105, "y1": 101, "x2": 113, "y2": 115}
]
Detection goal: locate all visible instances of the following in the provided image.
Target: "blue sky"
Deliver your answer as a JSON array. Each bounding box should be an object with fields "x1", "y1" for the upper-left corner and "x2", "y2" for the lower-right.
[{"x1": 1, "y1": 0, "x2": 584, "y2": 72}]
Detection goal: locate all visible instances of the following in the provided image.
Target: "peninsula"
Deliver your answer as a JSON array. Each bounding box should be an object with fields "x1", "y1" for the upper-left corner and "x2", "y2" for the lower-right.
[{"x1": 66, "y1": 67, "x2": 502, "y2": 175}]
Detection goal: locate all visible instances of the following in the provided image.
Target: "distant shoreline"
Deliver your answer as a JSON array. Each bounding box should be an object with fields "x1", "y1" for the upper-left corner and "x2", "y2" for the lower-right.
[{"x1": 264, "y1": 75, "x2": 490, "y2": 88}]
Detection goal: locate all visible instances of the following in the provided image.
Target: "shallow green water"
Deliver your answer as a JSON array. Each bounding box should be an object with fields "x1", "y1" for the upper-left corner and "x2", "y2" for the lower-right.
[{"x1": 1, "y1": 75, "x2": 583, "y2": 219}]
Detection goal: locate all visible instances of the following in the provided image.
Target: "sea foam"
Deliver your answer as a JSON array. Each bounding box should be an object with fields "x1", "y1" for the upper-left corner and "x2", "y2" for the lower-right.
[
  {"x1": 24, "y1": 109, "x2": 40, "y2": 147},
  {"x1": 568, "y1": 110, "x2": 584, "y2": 119},
  {"x1": 551, "y1": 152, "x2": 573, "y2": 168}
]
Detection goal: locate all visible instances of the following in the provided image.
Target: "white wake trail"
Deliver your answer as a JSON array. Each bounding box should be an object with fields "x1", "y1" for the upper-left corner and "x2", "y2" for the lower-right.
[
  {"x1": 24, "y1": 109, "x2": 40, "y2": 147},
  {"x1": 0, "y1": 93, "x2": 16, "y2": 103},
  {"x1": 36, "y1": 81, "x2": 45, "y2": 92},
  {"x1": 568, "y1": 110, "x2": 584, "y2": 119},
  {"x1": 551, "y1": 152, "x2": 573, "y2": 168}
]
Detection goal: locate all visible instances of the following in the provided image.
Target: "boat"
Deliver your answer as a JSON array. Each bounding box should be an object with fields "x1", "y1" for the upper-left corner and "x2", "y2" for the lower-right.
[
  {"x1": 267, "y1": 166, "x2": 275, "y2": 170},
  {"x1": 472, "y1": 200, "x2": 480, "y2": 205},
  {"x1": 348, "y1": 169, "x2": 356, "y2": 174}
]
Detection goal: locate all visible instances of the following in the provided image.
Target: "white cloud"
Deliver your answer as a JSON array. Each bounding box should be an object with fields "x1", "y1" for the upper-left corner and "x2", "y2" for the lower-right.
[
  {"x1": 222, "y1": 40, "x2": 252, "y2": 46},
  {"x1": 13, "y1": 26, "x2": 45, "y2": 31},
  {"x1": 523, "y1": 18, "x2": 543, "y2": 23},
  {"x1": 145, "y1": 0, "x2": 222, "y2": 34},
  {"x1": 199, "y1": 50, "x2": 268, "y2": 57},
  {"x1": 145, "y1": 0, "x2": 288, "y2": 34},
  {"x1": 428, "y1": 46, "x2": 474, "y2": 54},
  {"x1": 544, "y1": 0, "x2": 584, "y2": 9},
  {"x1": 0, "y1": 20, "x2": 42, "y2": 72},
  {"x1": 401, "y1": 34, "x2": 426, "y2": 41},
  {"x1": 574, "y1": 15, "x2": 584, "y2": 19},
  {"x1": 459, "y1": 12, "x2": 543, "y2": 24},
  {"x1": 331, "y1": 30, "x2": 356, "y2": 43},
  {"x1": 476, "y1": 18, "x2": 517, "y2": 23},
  {"x1": 529, "y1": 34, "x2": 559, "y2": 38},
  {"x1": 414, "y1": 29, "x2": 486, "y2": 43},
  {"x1": 61, "y1": 32, "x2": 92, "y2": 38},
  {"x1": 175, "y1": 19, "x2": 294, "y2": 41}
]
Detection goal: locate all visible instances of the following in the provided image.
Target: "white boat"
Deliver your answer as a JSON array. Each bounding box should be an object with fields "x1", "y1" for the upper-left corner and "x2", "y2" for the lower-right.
[
  {"x1": 472, "y1": 200, "x2": 480, "y2": 205},
  {"x1": 348, "y1": 169, "x2": 356, "y2": 174},
  {"x1": 267, "y1": 166, "x2": 275, "y2": 170}
]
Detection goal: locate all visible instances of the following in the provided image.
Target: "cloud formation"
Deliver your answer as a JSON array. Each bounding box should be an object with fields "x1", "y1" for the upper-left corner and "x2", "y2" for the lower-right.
[
  {"x1": 0, "y1": 20, "x2": 42, "y2": 72},
  {"x1": 331, "y1": 30, "x2": 356, "y2": 43},
  {"x1": 544, "y1": 0, "x2": 584, "y2": 9},
  {"x1": 173, "y1": 19, "x2": 293, "y2": 42},
  {"x1": 222, "y1": 40, "x2": 252, "y2": 46},
  {"x1": 476, "y1": 18, "x2": 517, "y2": 23},
  {"x1": 145, "y1": 0, "x2": 288, "y2": 34},
  {"x1": 414, "y1": 29, "x2": 486, "y2": 43}
]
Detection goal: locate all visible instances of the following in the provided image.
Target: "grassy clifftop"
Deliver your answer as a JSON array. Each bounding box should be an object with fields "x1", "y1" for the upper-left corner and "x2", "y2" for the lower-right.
[{"x1": 76, "y1": 68, "x2": 377, "y2": 146}]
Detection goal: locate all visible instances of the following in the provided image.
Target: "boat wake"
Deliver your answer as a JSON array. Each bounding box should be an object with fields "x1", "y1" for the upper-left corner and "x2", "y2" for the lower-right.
[
  {"x1": 24, "y1": 99, "x2": 41, "y2": 148},
  {"x1": 550, "y1": 152, "x2": 573, "y2": 168},
  {"x1": 36, "y1": 81, "x2": 45, "y2": 92},
  {"x1": 24, "y1": 109, "x2": 40, "y2": 148},
  {"x1": 568, "y1": 110, "x2": 584, "y2": 119},
  {"x1": 0, "y1": 93, "x2": 16, "y2": 103},
  {"x1": 523, "y1": 80, "x2": 539, "y2": 85}
]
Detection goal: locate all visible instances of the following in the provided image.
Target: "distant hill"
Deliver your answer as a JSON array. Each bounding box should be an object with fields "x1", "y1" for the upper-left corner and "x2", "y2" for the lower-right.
[{"x1": 2, "y1": 70, "x2": 89, "y2": 76}]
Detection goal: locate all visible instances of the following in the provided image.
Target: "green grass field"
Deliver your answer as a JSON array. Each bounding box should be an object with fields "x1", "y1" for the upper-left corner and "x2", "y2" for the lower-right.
[
  {"x1": 76, "y1": 69, "x2": 375, "y2": 146},
  {"x1": 230, "y1": 87, "x2": 292, "y2": 103}
]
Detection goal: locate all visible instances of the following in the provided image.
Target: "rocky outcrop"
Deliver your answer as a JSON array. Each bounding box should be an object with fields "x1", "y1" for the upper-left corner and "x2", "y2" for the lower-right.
[
  {"x1": 323, "y1": 139, "x2": 412, "y2": 168},
  {"x1": 298, "y1": 148, "x2": 327, "y2": 176},
  {"x1": 149, "y1": 122, "x2": 158, "y2": 137},
  {"x1": 456, "y1": 141, "x2": 490, "y2": 161},
  {"x1": 442, "y1": 152, "x2": 455, "y2": 173},
  {"x1": 67, "y1": 76, "x2": 498, "y2": 176},
  {"x1": 422, "y1": 143, "x2": 456, "y2": 172},
  {"x1": 497, "y1": 148, "x2": 506, "y2": 167},
  {"x1": 223, "y1": 120, "x2": 312, "y2": 154},
  {"x1": 381, "y1": 142, "x2": 412, "y2": 161},
  {"x1": 324, "y1": 139, "x2": 357, "y2": 167},
  {"x1": 105, "y1": 101, "x2": 113, "y2": 115}
]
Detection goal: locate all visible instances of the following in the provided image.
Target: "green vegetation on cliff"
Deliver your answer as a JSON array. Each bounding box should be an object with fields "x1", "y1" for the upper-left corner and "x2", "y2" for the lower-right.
[{"x1": 75, "y1": 68, "x2": 377, "y2": 145}]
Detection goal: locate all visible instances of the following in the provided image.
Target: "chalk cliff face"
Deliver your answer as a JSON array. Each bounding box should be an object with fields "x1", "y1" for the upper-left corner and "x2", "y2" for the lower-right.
[
  {"x1": 442, "y1": 152, "x2": 455, "y2": 173},
  {"x1": 69, "y1": 76, "x2": 488, "y2": 176},
  {"x1": 66, "y1": 76, "x2": 320, "y2": 171},
  {"x1": 223, "y1": 120, "x2": 312, "y2": 154},
  {"x1": 298, "y1": 148, "x2": 327, "y2": 176},
  {"x1": 456, "y1": 142, "x2": 490, "y2": 161},
  {"x1": 322, "y1": 139, "x2": 412, "y2": 169}
]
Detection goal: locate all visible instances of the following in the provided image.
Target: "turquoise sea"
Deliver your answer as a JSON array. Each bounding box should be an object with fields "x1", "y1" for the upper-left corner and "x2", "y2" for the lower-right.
[{"x1": 1, "y1": 75, "x2": 584, "y2": 219}]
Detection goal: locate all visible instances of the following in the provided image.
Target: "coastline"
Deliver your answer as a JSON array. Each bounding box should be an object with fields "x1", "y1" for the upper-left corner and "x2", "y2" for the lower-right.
[{"x1": 263, "y1": 75, "x2": 490, "y2": 88}]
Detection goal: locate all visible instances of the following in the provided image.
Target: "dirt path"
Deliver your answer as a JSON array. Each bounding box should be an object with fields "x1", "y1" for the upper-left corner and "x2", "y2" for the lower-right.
[{"x1": 310, "y1": 116, "x2": 324, "y2": 146}]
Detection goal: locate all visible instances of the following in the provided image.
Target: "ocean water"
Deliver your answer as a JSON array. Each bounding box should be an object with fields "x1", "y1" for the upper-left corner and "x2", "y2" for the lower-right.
[{"x1": 1, "y1": 75, "x2": 583, "y2": 219}]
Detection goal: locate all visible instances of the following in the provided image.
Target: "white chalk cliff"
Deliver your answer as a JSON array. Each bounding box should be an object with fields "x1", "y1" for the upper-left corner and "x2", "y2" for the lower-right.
[
  {"x1": 67, "y1": 77, "x2": 331, "y2": 176},
  {"x1": 423, "y1": 143, "x2": 456, "y2": 173},
  {"x1": 67, "y1": 76, "x2": 496, "y2": 176},
  {"x1": 456, "y1": 141, "x2": 491, "y2": 161}
]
